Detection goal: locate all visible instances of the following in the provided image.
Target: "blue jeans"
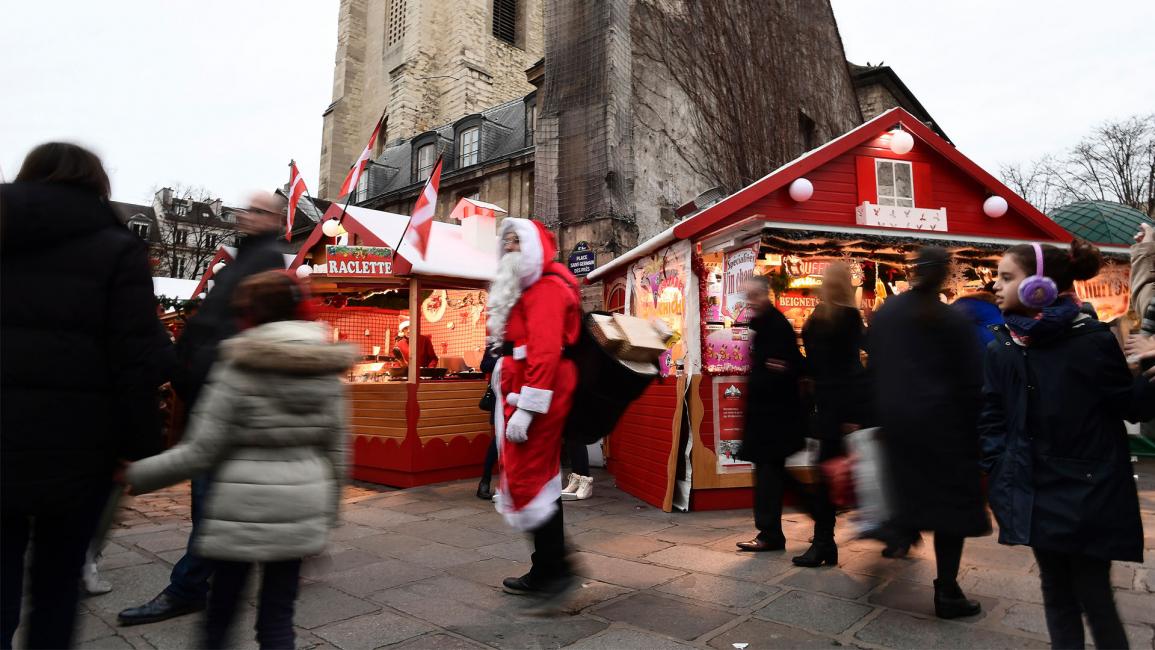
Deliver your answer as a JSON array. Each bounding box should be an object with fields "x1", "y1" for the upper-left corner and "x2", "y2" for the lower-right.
[
  {"x1": 204, "y1": 559, "x2": 302, "y2": 650},
  {"x1": 163, "y1": 475, "x2": 213, "y2": 603}
]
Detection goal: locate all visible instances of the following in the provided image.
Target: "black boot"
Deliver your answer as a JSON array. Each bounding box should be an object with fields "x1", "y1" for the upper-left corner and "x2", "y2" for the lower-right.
[
  {"x1": 476, "y1": 480, "x2": 493, "y2": 500},
  {"x1": 933, "y1": 579, "x2": 981, "y2": 619},
  {"x1": 118, "y1": 591, "x2": 205, "y2": 626},
  {"x1": 792, "y1": 540, "x2": 838, "y2": 567}
]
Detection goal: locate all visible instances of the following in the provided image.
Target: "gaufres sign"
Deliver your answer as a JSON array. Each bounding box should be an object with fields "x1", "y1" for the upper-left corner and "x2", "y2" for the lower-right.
[{"x1": 325, "y1": 245, "x2": 394, "y2": 277}]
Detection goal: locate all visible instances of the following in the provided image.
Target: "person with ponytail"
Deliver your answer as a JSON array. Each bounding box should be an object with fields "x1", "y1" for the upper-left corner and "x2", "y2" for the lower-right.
[{"x1": 980, "y1": 239, "x2": 1154, "y2": 649}]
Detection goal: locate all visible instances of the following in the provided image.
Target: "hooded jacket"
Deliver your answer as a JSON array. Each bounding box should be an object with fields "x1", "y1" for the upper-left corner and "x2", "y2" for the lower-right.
[
  {"x1": 128, "y1": 321, "x2": 356, "y2": 561},
  {"x1": 1, "y1": 182, "x2": 164, "y2": 512}
]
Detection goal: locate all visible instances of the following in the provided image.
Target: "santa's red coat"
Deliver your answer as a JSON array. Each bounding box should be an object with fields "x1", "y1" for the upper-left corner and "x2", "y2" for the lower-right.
[{"x1": 495, "y1": 261, "x2": 581, "y2": 530}]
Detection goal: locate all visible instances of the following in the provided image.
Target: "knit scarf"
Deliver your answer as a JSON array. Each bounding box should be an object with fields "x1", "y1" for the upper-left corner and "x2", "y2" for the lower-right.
[{"x1": 1004, "y1": 293, "x2": 1082, "y2": 347}]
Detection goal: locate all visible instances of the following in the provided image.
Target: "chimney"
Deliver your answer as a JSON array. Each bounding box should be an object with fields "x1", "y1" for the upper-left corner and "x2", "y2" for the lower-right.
[
  {"x1": 450, "y1": 198, "x2": 503, "y2": 252},
  {"x1": 159, "y1": 187, "x2": 173, "y2": 206},
  {"x1": 209, "y1": 198, "x2": 222, "y2": 217}
]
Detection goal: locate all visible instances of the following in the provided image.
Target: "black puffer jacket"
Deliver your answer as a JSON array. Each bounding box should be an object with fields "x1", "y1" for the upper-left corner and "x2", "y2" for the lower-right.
[
  {"x1": 980, "y1": 318, "x2": 1154, "y2": 561},
  {"x1": 1, "y1": 182, "x2": 164, "y2": 511},
  {"x1": 741, "y1": 306, "x2": 806, "y2": 463}
]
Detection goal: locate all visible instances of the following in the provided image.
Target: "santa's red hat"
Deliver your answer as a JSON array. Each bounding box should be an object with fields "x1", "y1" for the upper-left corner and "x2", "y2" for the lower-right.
[{"x1": 497, "y1": 217, "x2": 557, "y2": 289}]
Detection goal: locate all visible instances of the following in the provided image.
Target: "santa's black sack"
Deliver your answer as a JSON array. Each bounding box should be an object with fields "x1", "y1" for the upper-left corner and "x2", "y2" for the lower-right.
[{"x1": 562, "y1": 312, "x2": 659, "y2": 445}]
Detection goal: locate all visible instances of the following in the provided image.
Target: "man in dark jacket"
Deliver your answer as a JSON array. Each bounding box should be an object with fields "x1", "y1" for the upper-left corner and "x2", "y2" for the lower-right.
[
  {"x1": 1, "y1": 144, "x2": 164, "y2": 649},
  {"x1": 736, "y1": 276, "x2": 807, "y2": 552},
  {"x1": 118, "y1": 192, "x2": 288, "y2": 626},
  {"x1": 869, "y1": 247, "x2": 990, "y2": 619}
]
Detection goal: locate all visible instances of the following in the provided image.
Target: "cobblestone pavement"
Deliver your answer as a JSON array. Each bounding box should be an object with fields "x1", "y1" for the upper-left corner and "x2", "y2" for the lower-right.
[{"x1": 67, "y1": 462, "x2": 1155, "y2": 649}]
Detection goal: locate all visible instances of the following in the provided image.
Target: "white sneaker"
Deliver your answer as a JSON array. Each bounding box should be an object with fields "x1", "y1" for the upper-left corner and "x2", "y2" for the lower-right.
[
  {"x1": 82, "y1": 560, "x2": 112, "y2": 595},
  {"x1": 561, "y1": 475, "x2": 593, "y2": 501},
  {"x1": 561, "y1": 472, "x2": 580, "y2": 495}
]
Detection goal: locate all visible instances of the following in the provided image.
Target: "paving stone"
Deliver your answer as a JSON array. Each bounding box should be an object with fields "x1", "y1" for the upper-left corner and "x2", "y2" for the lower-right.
[
  {"x1": 74, "y1": 612, "x2": 116, "y2": 644},
  {"x1": 656, "y1": 573, "x2": 778, "y2": 609},
  {"x1": 856, "y1": 609, "x2": 1046, "y2": 648},
  {"x1": 136, "y1": 605, "x2": 258, "y2": 650},
  {"x1": 349, "y1": 532, "x2": 437, "y2": 559},
  {"x1": 475, "y1": 539, "x2": 531, "y2": 562},
  {"x1": 1003, "y1": 602, "x2": 1155, "y2": 649},
  {"x1": 579, "y1": 514, "x2": 675, "y2": 535},
  {"x1": 390, "y1": 499, "x2": 462, "y2": 515},
  {"x1": 778, "y1": 567, "x2": 882, "y2": 599},
  {"x1": 454, "y1": 512, "x2": 517, "y2": 534},
  {"x1": 452, "y1": 616, "x2": 608, "y2": 649},
  {"x1": 445, "y1": 557, "x2": 528, "y2": 587},
  {"x1": 84, "y1": 563, "x2": 174, "y2": 619},
  {"x1": 838, "y1": 551, "x2": 938, "y2": 583},
  {"x1": 1114, "y1": 589, "x2": 1155, "y2": 625},
  {"x1": 398, "y1": 520, "x2": 511, "y2": 549},
  {"x1": 124, "y1": 529, "x2": 191, "y2": 554},
  {"x1": 754, "y1": 590, "x2": 872, "y2": 634},
  {"x1": 428, "y1": 506, "x2": 492, "y2": 520},
  {"x1": 960, "y1": 541, "x2": 1036, "y2": 571},
  {"x1": 294, "y1": 584, "x2": 380, "y2": 629},
  {"x1": 1137, "y1": 568, "x2": 1155, "y2": 592},
  {"x1": 302, "y1": 549, "x2": 387, "y2": 579},
  {"x1": 570, "y1": 551, "x2": 685, "y2": 589},
  {"x1": 313, "y1": 609, "x2": 435, "y2": 650},
  {"x1": 328, "y1": 523, "x2": 387, "y2": 542},
  {"x1": 570, "y1": 529, "x2": 672, "y2": 559},
  {"x1": 652, "y1": 525, "x2": 736, "y2": 546},
  {"x1": 325, "y1": 558, "x2": 439, "y2": 596},
  {"x1": 108, "y1": 522, "x2": 182, "y2": 538},
  {"x1": 592, "y1": 592, "x2": 733, "y2": 640},
  {"x1": 960, "y1": 566, "x2": 1044, "y2": 604},
  {"x1": 707, "y1": 617, "x2": 843, "y2": 649},
  {"x1": 646, "y1": 545, "x2": 793, "y2": 582},
  {"x1": 563, "y1": 625, "x2": 695, "y2": 649},
  {"x1": 98, "y1": 550, "x2": 155, "y2": 571},
  {"x1": 1111, "y1": 563, "x2": 1137, "y2": 590},
  {"x1": 369, "y1": 575, "x2": 509, "y2": 627},
  {"x1": 559, "y1": 579, "x2": 632, "y2": 614},
  {"x1": 385, "y1": 632, "x2": 488, "y2": 649},
  {"x1": 867, "y1": 578, "x2": 994, "y2": 622},
  {"x1": 395, "y1": 542, "x2": 488, "y2": 569},
  {"x1": 77, "y1": 635, "x2": 135, "y2": 649},
  {"x1": 342, "y1": 507, "x2": 426, "y2": 529}
]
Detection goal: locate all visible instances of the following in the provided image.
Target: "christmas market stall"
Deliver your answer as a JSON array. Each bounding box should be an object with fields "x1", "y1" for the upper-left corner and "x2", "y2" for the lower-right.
[
  {"x1": 287, "y1": 199, "x2": 500, "y2": 487},
  {"x1": 586, "y1": 107, "x2": 1135, "y2": 512}
]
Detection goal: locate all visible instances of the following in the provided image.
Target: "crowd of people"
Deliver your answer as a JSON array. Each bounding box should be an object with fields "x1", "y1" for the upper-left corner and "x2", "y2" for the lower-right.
[{"x1": 1, "y1": 142, "x2": 1154, "y2": 649}]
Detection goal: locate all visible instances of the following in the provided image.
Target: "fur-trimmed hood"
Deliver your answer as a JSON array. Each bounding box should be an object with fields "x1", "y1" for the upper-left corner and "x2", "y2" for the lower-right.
[{"x1": 222, "y1": 321, "x2": 356, "y2": 375}]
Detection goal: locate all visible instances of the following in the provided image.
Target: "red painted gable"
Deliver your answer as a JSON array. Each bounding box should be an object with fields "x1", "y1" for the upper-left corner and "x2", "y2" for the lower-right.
[{"x1": 674, "y1": 108, "x2": 1072, "y2": 244}]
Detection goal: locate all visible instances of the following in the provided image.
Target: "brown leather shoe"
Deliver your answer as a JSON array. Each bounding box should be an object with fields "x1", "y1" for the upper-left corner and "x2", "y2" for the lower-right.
[{"x1": 736, "y1": 538, "x2": 786, "y2": 552}]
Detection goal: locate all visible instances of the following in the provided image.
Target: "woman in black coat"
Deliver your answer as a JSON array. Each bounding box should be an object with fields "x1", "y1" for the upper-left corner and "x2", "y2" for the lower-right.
[
  {"x1": 0, "y1": 144, "x2": 164, "y2": 649},
  {"x1": 869, "y1": 247, "x2": 990, "y2": 620},
  {"x1": 981, "y1": 240, "x2": 1154, "y2": 650},
  {"x1": 796, "y1": 262, "x2": 872, "y2": 567}
]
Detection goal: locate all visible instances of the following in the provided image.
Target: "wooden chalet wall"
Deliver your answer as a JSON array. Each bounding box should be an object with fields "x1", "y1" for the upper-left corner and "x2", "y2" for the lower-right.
[{"x1": 605, "y1": 379, "x2": 682, "y2": 510}]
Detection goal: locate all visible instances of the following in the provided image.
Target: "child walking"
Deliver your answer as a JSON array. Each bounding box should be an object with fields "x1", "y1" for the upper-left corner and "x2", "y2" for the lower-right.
[
  {"x1": 127, "y1": 271, "x2": 354, "y2": 649},
  {"x1": 980, "y1": 239, "x2": 1154, "y2": 649}
]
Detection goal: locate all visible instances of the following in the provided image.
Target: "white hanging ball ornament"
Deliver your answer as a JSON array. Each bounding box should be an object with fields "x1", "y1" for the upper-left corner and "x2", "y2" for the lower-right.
[
  {"x1": 983, "y1": 195, "x2": 1009, "y2": 218},
  {"x1": 788, "y1": 177, "x2": 814, "y2": 202},
  {"x1": 296, "y1": 265, "x2": 313, "y2": 278},
  {"x1": 889, "y1": 129, "x2": 914, "y2": 155},
  {"x1": 322, "y1": 219, "x2": 342, "y2": 237},
  {"x1": 212, "y1": 262, "x2": 226, "y2": 274}
]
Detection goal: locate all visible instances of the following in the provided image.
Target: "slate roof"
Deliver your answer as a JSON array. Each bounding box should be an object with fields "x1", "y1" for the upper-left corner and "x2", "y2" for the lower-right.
[
  {"x1": 110, "y1": 200, "x2": 155, "y2": 225},
  {"x1": 358, "y1": 96, "x2": 530, "y2": 203},
  {"x1": 1048, "y1": 201, "x2": 1153, "y2": 245}
]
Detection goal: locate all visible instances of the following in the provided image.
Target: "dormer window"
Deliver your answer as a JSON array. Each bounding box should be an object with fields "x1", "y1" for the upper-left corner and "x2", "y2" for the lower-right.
[
  {"x1": 416, "y1": 143, "x2": 436, "y2": 181},
  {"x1": 129, "y1": 220, "x2": 149, "y2": 239},
  {"x1": 175, "y1": 202, "x2": 189, "y2": 217},
  {"x1": 459, "y1": 127, "x2": 480, "y2": 168},
  {"x1": 875, "y1": 159, "x2": 913, "y2": 207}
]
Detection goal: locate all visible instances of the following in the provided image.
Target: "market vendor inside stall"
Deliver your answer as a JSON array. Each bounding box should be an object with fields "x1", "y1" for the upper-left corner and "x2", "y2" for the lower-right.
[{"x1": 394, "y1": 319, "x2": 438, "y2": 368}]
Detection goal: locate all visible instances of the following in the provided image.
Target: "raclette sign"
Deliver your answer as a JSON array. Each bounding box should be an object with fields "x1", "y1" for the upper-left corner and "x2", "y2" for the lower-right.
[{"x1": 325, "y1": 245, "x2": 394, "y2": 277}]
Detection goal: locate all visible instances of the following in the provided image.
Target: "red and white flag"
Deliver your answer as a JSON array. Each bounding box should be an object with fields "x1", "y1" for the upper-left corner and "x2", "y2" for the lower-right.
[
  {"x1": 405, "y1": 156, "x2": 443, "y2": 258},
  {"x1": 287, "y1": 161, "x2": 308, "y2": 241},
  {"x1": 337, "y1": 114, "x2": 385, "y2": 198}
]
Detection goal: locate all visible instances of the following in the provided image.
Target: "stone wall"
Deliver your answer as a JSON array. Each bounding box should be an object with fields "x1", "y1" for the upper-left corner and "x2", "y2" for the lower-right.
[
  {"x1": 855, "y1": 81, "x2": 901, "y2": 122},
  {"x1": 320, "y1": 0, "x2": 544, "y2": 198}
]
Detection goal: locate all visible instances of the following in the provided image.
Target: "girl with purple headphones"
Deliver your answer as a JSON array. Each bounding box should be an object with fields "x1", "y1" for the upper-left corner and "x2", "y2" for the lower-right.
[{"x1": 980, "y1": 239, "x2": 1154, "y2": 649}]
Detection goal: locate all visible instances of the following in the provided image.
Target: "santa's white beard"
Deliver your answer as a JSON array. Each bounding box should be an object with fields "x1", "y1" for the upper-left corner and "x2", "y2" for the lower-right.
[{"x1": 487, "y1": 252, "x2": 523, "y2": 344}]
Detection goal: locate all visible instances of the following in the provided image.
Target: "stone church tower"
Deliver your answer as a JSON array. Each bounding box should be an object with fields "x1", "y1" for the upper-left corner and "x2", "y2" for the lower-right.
[{"x1": 318, "y1": 0, "x2": 545, "y2": 198}]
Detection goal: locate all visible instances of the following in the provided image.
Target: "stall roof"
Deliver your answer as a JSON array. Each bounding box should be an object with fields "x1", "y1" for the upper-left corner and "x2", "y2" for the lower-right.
[
  {"x1": 588, "y1": 107, "x2": 1074, "y2": 282},
  {"x1": 190, "y1": 245, "x2": 296, "y2": 299},
  {"x1": 292, "y1": 203, "x2": 498, "y2": 283}
]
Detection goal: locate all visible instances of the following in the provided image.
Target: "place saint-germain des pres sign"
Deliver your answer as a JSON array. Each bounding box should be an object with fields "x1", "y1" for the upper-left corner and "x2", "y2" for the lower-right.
[{"x1": 325, "y1": 245, "x2": 394, "y2": 277}]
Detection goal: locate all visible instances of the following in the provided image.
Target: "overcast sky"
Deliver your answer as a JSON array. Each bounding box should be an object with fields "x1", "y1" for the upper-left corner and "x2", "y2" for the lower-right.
[{"x1": 2, "y1": 1, "x2": 1152, "y2": 207}]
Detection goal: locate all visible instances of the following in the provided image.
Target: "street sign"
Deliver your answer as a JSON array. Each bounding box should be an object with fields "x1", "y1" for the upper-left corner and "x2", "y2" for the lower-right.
[{"x1": 568, "y1": 241, "x2": 597, "y2": 277}]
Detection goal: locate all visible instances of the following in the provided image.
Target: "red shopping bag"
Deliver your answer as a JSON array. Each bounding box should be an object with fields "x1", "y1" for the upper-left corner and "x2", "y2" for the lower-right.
[{"x1": 821, "y1": 454, "x2": 857, "y2": 511}]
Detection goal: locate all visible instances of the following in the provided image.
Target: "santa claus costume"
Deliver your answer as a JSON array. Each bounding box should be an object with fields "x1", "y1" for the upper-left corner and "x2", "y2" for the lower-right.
[{"x1": 487, "y1": 217, "x2": 581, "y2": 597}]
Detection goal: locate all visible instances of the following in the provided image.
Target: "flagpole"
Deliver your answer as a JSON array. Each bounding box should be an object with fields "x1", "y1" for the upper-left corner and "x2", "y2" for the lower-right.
[{"x1": 334, "y1": 111, "x2": 387, "y2": 228}]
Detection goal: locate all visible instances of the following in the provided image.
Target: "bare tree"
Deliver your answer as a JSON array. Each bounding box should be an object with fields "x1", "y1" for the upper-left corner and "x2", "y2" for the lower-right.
[
  {"x1": 632, "y1": 0, "x2": 857, "y2": 194},
  {"x1": 1001, "y1": 114, "x2": 1155, "y2": 217},
  {"x1": 151, "y1": 184, "x2": 237, "y2": 279}
]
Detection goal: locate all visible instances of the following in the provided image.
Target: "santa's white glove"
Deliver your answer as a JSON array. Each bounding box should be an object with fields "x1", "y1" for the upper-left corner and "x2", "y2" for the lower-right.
[{"x1": 505, "y1": 408, "x2": 533, "y2": 443}]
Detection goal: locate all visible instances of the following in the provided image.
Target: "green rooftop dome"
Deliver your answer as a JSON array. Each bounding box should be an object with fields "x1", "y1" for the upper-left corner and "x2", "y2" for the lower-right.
[{"x1": 1048, "y1": 201, "x2": 1152, "y2": 245}]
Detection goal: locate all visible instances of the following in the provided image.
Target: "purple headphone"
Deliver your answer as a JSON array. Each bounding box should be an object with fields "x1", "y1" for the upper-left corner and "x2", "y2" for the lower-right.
[{"x1": 1018, "y1": 242, "x2": 1058, "y2": 309}]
